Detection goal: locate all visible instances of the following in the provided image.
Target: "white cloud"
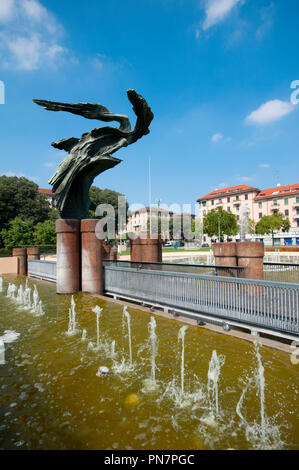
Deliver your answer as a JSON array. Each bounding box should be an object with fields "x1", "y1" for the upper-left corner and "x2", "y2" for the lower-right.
[
  {"x1": 0, "y1": 0, "x2": 15, "y2": 22},
  {"x1": 202, "y1": 0, "x2": 242, "y2": 30},
  {"x1": 256, "y1": 3, "x2": 275, "y2": 40},
  {"x1": 258, "y1": 163, "x2": 270, "y2": 168},
  {"x1": 211, "y1": 133, "x2": 223, "y2": 143},
  {"x1": 246, "y1": 99, "x2": 295, "y2": 125},
  {"x1": 0, "y1": 0, "x2": 70, "y2": 70},
  {"x1": 43, "y1": 162, "x2": 55, "y2": 168},
  {"x1": 236, "y1": 175, "x2": 252, "y2": 182}
]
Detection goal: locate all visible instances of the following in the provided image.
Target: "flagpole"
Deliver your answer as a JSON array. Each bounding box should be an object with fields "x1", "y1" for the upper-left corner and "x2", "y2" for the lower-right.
[{"x1": 149, "y1": 156, "x2": 152, "y2": 236}]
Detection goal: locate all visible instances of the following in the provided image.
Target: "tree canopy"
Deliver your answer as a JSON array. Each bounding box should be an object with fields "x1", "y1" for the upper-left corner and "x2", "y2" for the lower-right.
[
  {"x1": 255, "y1": 213, "x2": 290, "y2": 235},
  {"x1": 89, "y1": 186, "x2": 129, "y2": 234},
  {"x1": 203, "y1": 208, "x2": 238, "y2": 238},
  {"x1": 0, "y1": 176, "x2": 51, "y2": 232}
]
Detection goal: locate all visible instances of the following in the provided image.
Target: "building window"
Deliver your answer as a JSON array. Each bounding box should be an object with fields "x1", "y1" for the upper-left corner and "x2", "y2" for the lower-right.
[
  {"x1": 236, "y1": 205, "x2": 239, "y2": 211},
  {"x1": 227, "y1": 197, "x2": 230, "y2": 203},
  {"x1": 236, "y1": 196, "x2": 239, "y2": 201},
  {"x1": 285, "y1": 210, "x2": 289, "y2": 216},
  {"x1": 296, "y1": 196, "x2": 299, "y2": 203},
  {"x1": 227, "y1": 207, "x2": 231, "y2": 212},
  {"x1": 211, "y1": 200, "x2": 214, "y2": 206},
  {"x1": 202, "y1": 201, "x2": 206, "y2": 207},
  {"x1": 237, "y1": 215, "x2": 240, "y2": 221},
  {"x1": 245, "y1": 194, "x2": 248, "y2": 200},
  {"x1": 284, "y1": 198, "x2": 288, "y2": 205},
  {"x1": 258, "y1": 202, "x2": 262, "y2": 208},
  {"x1": 273, "y1": 199, "x2": 278, "y2": 206},
  {"x1": 259, "y1": 213, "x2": 262, "y2": 219},
  {"x1": 273, "y1": 210, "x2": 278, "y2": 214},
  {"x1": 297, "y1": 220, "x2": 299, "y2": 227}
]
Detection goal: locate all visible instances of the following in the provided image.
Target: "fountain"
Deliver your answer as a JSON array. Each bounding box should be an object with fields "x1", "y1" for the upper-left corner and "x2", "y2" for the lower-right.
[
  {"x1": 0, "y1": 339, "x2": 4, "y2": 365},
  {"x1": 240, "y1": 204, "x2": 250, "y2": 241},
  {"x1": 7, "y1": 283, "x2": 17, "y2": 299},
  {"x1": 0, "y1": 276, "x2": 3, "y2": 293},
  {"x1": 178, "y1": 325, "x2": 188, "y2": 395},
  {"x1": 142, "y1": 316, "x2": 159, "y2": 392},
  {"x1": 207, "y1": 350, "x2": 225, "y2": 417},
  {"x1": 236, "y1": 339, "x2": 282, "y2": 449},
  {"x1": 92, "y1": 305, "x2": 103, "y2": 350},
  {"x1": 122, "y1": 306, "x2": 133, "y2": 366},
  {"x1": 66, "y1": 295, "x2": 78, "y2": 336},
  {"x1": 81, "y1": 329, "x2": 87, "y2": 342}
]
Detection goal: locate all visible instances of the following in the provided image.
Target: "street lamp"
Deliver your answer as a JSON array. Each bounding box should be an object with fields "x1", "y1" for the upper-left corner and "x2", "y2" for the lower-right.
[{"x1": 217, "y1": 212, "x2": 221, "y2": 242}]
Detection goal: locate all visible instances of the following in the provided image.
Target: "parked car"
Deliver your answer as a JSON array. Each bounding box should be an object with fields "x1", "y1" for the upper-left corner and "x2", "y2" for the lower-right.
[{"x1": 201, "y1": 243, "x2": 209, "y2": 248}]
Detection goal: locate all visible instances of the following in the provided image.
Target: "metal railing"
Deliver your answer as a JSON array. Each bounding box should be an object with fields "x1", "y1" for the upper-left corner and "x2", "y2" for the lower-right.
[
  {"x1": 264, "y1": 262, "x2": 299, "y2": 284},
  {"x1": 104, "y1": 265, "x2": 299, "y2": 336},
  {"x1": 28, "y1": 259, "x2": 56, "y2": 283},
  {"x1": 103, "y1": 259, "x2": 245, "y2": 277}
]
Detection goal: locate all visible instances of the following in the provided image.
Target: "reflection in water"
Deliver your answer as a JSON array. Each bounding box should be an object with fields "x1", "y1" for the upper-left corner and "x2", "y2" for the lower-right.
[{"x1": 0, "y1": 275, "x2": 298, "y2": 450}]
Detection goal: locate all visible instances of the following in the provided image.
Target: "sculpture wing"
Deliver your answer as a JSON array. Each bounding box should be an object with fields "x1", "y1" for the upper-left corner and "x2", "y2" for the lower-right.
[
  {"x1": 126, "y1": 89, "x2": 154, "y2": 139},
  {"x1": 33, "y1": 99, "x2": 131, "y2": 131}
]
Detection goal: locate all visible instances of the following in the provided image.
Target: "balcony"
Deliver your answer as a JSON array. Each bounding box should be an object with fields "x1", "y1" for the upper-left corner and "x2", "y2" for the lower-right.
[
  {"x1": 293, "y1": 202, "x2": 299, "y2": 209},
  {"x1": 233, "y1": 199, "x2": 240, "y2": 205},
  {"x1": 270, "y1": 204, "x2": 279, "y2": 211},
  {"x1": 293, "y1": 214, "x2": 299, "y2": 220}
]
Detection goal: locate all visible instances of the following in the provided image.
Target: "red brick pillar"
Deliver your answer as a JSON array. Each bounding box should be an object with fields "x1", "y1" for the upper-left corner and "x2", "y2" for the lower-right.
[
  {"x1": 131, "y1": 235, "x2": 162, "y2": 263},
  {"x1": 56, "y1": 219, "x2": 80, "y2": 294},
  {"x1": 81, "y1": 219, "x2": 103, "y2": 295},
  {"x1": 213, "y1": 242, "x2": 237, "y2": 277},
  {"x1": 27, "y1": 247, "x2": 41, "y2": 260},
  {"x1": 12, "y1": 248, "x2": 27, "y2": 276},
  {"x1": 236, "y1": 242, "x2": 264, "y2": 280}
]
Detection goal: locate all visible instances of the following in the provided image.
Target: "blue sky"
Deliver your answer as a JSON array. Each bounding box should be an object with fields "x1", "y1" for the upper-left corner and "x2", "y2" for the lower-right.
[{"x1": 0, "y1": 0, "x2": 298, "y2": 211}]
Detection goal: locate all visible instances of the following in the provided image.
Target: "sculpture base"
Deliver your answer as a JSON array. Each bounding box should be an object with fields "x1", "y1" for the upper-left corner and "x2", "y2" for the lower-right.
[
  {"x1": 56, "y1": 219, "x2": 80, "y2": 294},
  {"x1": 81, "y1": 219, "x2": 103, "y2": 295}
]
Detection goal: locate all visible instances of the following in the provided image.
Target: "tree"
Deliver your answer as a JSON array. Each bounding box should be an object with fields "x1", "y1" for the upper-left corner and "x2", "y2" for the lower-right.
[
  {"x1": 255, "y1": 213, "x2": 291, "y2": 245},
  {"x1": 1, "y1": 217, "x2": 35, "y2": 249},
  {"x1": 34, "y1": 220, "x2": 56, "y2": 245},
  {"x1": 0, "y1": 176, "x2": 51, "y2": 233},
  {"x1": 89, "y1": 186, "x2": 129, "y2": 234},
  {"x1": 203, "y1": 208, "x2": 238, "y2": 238}
]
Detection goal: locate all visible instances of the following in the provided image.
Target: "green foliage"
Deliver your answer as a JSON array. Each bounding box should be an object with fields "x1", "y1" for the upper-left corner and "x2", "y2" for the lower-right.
[
  {"x1": 89, "y1": 186, "x2": 129, "y2": 235},
  {"x1": 203, "y1": 208, "x2": 238, "y2": 237},
  {"x1": 34, "y1": 220, "x2": 56, "y2": 245},
  {"x1": 255, "y1": 213, "x2": 291, "y2": 235},
  {"x1": 0, "y1": 176, "x2": 51, "y2": 233},
  {"x1": 1, "y1": 217, "x2": 35, "y2": 249}
]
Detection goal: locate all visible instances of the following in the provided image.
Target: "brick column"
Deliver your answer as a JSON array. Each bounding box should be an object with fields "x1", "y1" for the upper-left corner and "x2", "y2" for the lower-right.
[
  {"x1": 56, "y1": 219, "x2": 80, "y2": 294},
  {"x1": 12, "y1": 248, "x2": 27, "y2": 276},
  {"x1": 131, "y1": 235, "x2": 162, "y2": 263},
  {"x1": 236, "y1": 241, "x2": 265, "y2": 280},
  {"x1": 213, "y1": 242, "x2": 237, "y2": 277},
  {"x1": 81, "y1": 219, "x2": 103, "y2": 295},
  {"x1": 27, "y1": 247, "x2": 41, "y2": 260}
]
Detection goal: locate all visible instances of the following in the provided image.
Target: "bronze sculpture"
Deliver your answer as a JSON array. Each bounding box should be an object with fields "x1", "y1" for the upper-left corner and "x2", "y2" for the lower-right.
[{"x1": 34, "y1": 89, "x2": 154, "y2": 219}]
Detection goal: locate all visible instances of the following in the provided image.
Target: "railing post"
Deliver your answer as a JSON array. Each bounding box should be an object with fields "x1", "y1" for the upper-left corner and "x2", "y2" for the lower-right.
[{"x1": 27, "y1": 247, "x2": 41, "y2": 260}]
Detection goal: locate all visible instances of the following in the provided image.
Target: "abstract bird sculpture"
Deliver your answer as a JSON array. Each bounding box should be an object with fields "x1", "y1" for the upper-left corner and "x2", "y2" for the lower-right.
[{"x1": 34, "y1": 89, "x2": 154, "y2": 219}]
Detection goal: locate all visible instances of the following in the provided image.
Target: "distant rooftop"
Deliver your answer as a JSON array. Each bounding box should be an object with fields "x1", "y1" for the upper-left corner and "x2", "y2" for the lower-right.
[
  {"x1": 198, "y1": 184, "x2": 260, "y2": 201},
  {"x1": 38, "y1": 188, "x2": 54, "y2": 196},
  {"x1": 255, "y1": 183, "x2": 299, "y2": 200}
]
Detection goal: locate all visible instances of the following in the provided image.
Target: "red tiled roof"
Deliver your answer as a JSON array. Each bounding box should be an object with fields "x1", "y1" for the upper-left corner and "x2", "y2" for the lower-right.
[
  {"x1": 255, "y1": 183, "x2": 299, "y2": 200},
  {"x1": 198, "y1": 185, "x2": 259, "y2": 201},
  {"x1": 38, "y1": 188, "x2": 53, "y2": 196}
]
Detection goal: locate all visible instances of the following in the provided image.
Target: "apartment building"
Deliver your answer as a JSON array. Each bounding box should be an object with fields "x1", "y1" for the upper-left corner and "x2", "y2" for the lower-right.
[
  {"x1": 253, "y1": 184, "x2": 299, "y2": 231},
  {"x1": 197, "y1": 185, "x2": 260, "y2": 223},
  {"x1": 197, "y1": 183, "x2": 299, "y2": 231},
  {"x1": 126, "y1": 207, "x2": 195, "y2": 237}
]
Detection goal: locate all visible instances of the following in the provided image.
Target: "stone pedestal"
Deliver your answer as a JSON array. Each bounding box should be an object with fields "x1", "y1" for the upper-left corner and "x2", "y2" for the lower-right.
[
  {"x1": 12, "y1": 248, "x2": 27, "y2": 276},
  {"x1": 56, "y1": 219, "x2": 80, "y2": 294},
  {"x1": 236, "y1": 241, "x2": 264, "y2": 280},
  {"x1": 213, "y1": 243, "x2": 237, "y2": 277},
  {"x1": 131, "y1": 235, "x2": 162, "y2": 263},
  {"x1": 27, "y1": 247, "x2": 41, "y2": 260},
  {"x1": 81, "y1": 219, "x2": 103, "y2": 295}
]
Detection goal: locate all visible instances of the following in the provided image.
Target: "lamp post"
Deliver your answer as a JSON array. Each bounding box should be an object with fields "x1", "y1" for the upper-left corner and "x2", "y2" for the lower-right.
[{"x1": 217, "y1": 212, "x2": 221, "y2": 242}]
